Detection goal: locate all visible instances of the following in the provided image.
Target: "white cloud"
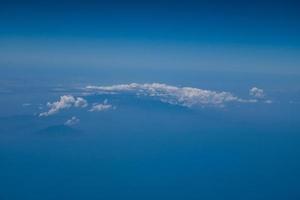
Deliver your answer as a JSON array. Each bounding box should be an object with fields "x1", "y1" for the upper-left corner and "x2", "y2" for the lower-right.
[
  {"x1": 86, "y1": 83, "x2": 254, "y2": 108},
  {"x1": 64, "y1": 116, "x2": 80, "y2": 126},
  {"x1": 264, "y1": 100, "x2": 272, "y2": 104},
  {"x1": 74, "y1": 97, "x2": 88, "y2": 108},
  {"x1": 39, "y1": 95, "x2": 88, "y2": 117},
  {"x1": 249, "y1": 87, "x2": 265, "y2": 98},
  {"x1": 89, "y1": 99, "x2": 114, "y2": 112}
]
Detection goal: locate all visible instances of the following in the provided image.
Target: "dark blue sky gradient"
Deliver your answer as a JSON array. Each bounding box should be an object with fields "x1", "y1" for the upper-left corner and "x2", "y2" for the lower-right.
[
  {"x1": 1, "y1": 1, "x2": 300, "y2": 45},
  {"x1": 1, "y1": 1, "x2": 300, "y2": 75}
]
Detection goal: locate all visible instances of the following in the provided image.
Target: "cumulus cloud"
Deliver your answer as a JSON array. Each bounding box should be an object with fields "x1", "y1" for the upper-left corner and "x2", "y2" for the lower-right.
[
  {"x1": 64, "y1": 116, "x2": 80, "y2": 126},
  {"x1": 74, "y1": 97, "x2": 88, "y2": 108},
  {"x1": 86, "y1": 83, "x2": 254, "y2": 108},
  {"x1": 39, "y1": 95, "x2": 88, "y2": 116},
  {"x1": 89, "y1": 99, "x2": 114, "y2": 112},
  {"x1": 249, "y1": 87, "x2": 265, "y2": 99}
]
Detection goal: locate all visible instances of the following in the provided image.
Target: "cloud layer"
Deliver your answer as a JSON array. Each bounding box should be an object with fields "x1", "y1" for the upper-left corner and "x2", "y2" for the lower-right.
[
  {"x1": 39, "y1": 83, "x2": 270, "y2": 119},
  {"x1": 86, "y1": 83, "x2": 254, "y2": 107}
]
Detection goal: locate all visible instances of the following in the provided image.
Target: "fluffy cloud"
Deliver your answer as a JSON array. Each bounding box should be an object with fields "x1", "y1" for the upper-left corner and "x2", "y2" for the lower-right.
[
  {"x1": 64, "y1": 116, "x2": 80, "y2": 126},
  {"x1": 89, "y1": 99, "x2": 114, "y2": 112},
  {"x1": 86, "y1": 83, "x2": 254, "y2": 107},
  {"x1": 74, "y1": 97, "x2": 88, "y2": 108},
  {"x1": 249, "y1": 87, "x2": 265, "y2": 99},
  {"x1": 39, "y1": 95, "x2": 88, "y2": 116}
]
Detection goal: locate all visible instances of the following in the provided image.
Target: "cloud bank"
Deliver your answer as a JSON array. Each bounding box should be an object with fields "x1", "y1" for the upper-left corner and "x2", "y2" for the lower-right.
[
  {"x1": 38, "y1": 83, "x2": 270, "y2": 119},
  {"x1": 86, "y1": 83, "x2": 255, "y2": 107},
  {"x1": 40, "y1": 95, "x2": 88, "y2": 116}
]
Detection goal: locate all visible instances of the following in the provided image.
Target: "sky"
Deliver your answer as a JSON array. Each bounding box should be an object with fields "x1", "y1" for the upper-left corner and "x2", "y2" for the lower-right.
[
  {"x1": 1, "y1": 0, "x2": 300, "y2": 74},
  {"x1": 1, "y1": 1, "x2": 300, "y2": 200}
]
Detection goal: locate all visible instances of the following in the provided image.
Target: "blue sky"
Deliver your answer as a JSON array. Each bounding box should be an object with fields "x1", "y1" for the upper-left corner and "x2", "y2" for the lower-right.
[{"x1": 1, "y1": 0, "x2": 300, "y2": 74}]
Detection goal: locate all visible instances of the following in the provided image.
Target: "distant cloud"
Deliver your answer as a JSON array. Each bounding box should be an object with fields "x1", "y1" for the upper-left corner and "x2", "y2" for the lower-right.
[
  {"x1": 89, "y1": 99, "x2": 114, "y2": 112},
  {"x1": 40, "y1": 95, "x2": 88, "y2": 117},
  {"x1": 74, "y1": 97, "x2": 88, "y2": 108},
  {"x1": 64, "y1": 116, "x2": 80, "y2": 126},
  {"x1": 86, "y1": 83, "x2": 255, "y2": 107},
  {"x1": 249, "y1": 87, "x2": 265, "y2": 98},
  {"x1": 38, "y1": 83, "x2": 275, "y2": 120},
  {"x1": 264, "y1": 100, "x2": 272, "y2": 104},
  {"x1": 22, "y1": 103, "x2": 31, "y2": 107},
  {"x1": 289, "y1": 100, "x2": 300, "y2": 104}
]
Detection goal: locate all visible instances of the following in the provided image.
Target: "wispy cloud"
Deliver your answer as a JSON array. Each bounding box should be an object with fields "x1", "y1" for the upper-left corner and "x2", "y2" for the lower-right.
[
  {"x1": 249, "y1": 87, "x2": 273, "y2": 104},
  {"x1": 64, "y1": 116, "x2": 80, "y2": 126},
  {"x1": 89, "y1": 99, "x2": 114, "y2": 112},
  {"x1": 86, "y1": 83, "x2": 255, "y2": 108},
  {"x1": 40, "y1": 95, "x2": 88, "y2": 117},
  {"x1": 264, "y1": 100, "x2": 272, "y2": 104}
]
